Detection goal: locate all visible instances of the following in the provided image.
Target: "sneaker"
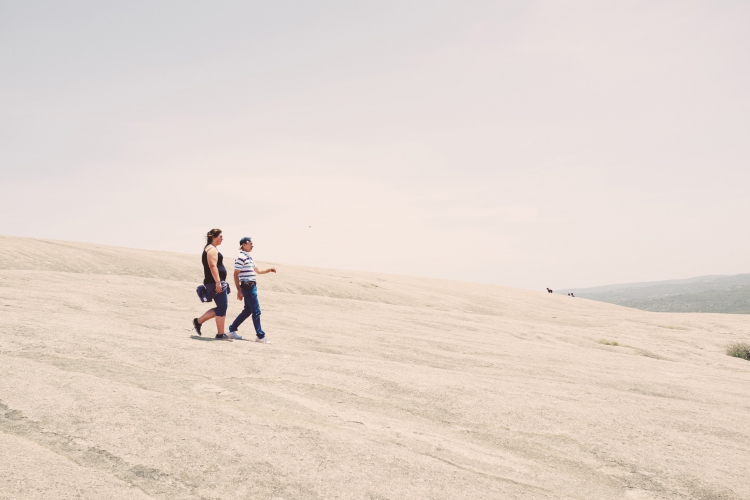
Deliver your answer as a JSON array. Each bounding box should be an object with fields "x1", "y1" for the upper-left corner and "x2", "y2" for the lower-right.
[
  {"x1": 255, "y1": 337, "x2": 270, "y2": 344},
  {"x1": 227, "y1": 330, "x2": 242, "y2": 340},
  {"x1": 193, "y1": 318, "x2": 202, "y2": 336},
  {"x1": 215, "y1": 333, "x2": 232, "y2": 341}
]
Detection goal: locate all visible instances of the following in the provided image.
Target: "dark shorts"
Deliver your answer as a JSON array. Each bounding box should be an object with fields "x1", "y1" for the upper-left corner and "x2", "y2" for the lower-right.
[{"x1": 205, "y1": 281, "x2": 230, "y2": 317}]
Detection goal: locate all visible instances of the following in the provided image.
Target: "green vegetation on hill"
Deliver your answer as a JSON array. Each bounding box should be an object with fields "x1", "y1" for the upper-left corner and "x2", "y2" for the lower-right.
[
  {"x1": 619, "y1": 286, "x2": 750, "y2": 313},
  {"x1": 561, "y1": 274, "x2": 750, "y2": 314},
  {"x1": 727, "y1": 342, "x2": 750, "y2": 360}
]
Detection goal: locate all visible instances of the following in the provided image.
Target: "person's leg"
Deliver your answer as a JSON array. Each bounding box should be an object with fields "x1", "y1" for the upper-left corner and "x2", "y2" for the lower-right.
[
  {"x1": 229, "y1": 290, "x2": 253, "y2": 332},
  {"x1": 197, "y1": 308, "x2": 216, "y2": 324},
  {"x1": 213, "y1": 290, "x2": 228, "y2": 334},
  {"x1": 248, "y1": 286, "x2": 265, "y2": 339}
]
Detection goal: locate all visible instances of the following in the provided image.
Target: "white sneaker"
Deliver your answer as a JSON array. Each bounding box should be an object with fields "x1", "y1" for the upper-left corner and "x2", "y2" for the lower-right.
[
  {"x1": 255, "y1": 337, "x2": 270, "y2": 344},
  {"x1": 227, "y1": 330, "x2": 243, "y2": 340}
]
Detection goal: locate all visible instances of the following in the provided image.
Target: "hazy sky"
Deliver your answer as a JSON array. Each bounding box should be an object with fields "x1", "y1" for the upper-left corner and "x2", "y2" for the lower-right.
[{"x1": 1, "y1": 0, "x2": 748, "y2": 290}]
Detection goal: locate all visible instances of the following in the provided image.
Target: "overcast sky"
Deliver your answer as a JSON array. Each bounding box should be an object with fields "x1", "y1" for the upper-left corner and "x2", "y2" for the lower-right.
[{"x1": 1, "y1": 0, "x2": 748, "y2": 290}]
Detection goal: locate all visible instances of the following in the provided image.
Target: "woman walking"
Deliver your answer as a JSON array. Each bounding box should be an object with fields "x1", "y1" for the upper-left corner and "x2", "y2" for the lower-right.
[{"x1": 193, "y1": 228, "x2": 232, "y2": 340}]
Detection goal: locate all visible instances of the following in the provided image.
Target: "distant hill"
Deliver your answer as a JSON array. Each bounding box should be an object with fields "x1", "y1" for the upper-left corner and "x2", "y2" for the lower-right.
[{"x1": 559, "y1": 274, "x2": 750, "y2": 313}]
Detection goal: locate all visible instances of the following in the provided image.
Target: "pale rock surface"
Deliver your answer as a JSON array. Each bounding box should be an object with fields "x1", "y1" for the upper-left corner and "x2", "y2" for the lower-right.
[{"x1": 1, "y1": 236, "x2": 748, "y2": 499}]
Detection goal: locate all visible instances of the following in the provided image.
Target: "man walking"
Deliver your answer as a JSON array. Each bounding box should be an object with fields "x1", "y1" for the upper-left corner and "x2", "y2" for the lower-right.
[{"x1": 227, "y1": 237, "x2": 276, "y2": 342}]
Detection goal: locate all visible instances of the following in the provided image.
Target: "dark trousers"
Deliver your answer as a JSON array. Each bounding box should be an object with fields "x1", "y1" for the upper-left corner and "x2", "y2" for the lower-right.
[{"x1": 229, "y1": 282, "x2": 265, "y2": 338}]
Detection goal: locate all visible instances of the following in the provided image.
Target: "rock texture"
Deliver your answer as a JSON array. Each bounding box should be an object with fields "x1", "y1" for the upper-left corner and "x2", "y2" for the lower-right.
[{"x1": 1, "y1": 236, "x2": 749, "y2": 499}]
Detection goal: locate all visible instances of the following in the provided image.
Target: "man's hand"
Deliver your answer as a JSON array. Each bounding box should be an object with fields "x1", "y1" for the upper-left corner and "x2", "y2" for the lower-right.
[
  {"x1": 237, "y1": 290, "x2": 243, "y2": 300},
  {"x1": 269, "y1": 267, "x2": 277, "y2": 273},
  {"x1": 214, "y1": 282, "x2": 222, "y2": 294}
]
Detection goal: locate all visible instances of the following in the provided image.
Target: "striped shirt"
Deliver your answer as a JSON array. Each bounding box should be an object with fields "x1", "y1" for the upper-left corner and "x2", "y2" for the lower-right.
[{"x1": 234, "y1": 250, "x2": 257, "y2": 282}]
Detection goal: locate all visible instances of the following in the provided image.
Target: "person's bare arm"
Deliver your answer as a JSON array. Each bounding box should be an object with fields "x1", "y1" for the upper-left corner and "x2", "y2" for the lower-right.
[
  {"x1": 234, "y1": 269, "x2": 243, "y2": 300},
  {"x1": 255, "y1": 266, "x2": 276, "y2": 275},
  {"x1": 206, "y1": 246, "x2": 222, "y2": 293}
]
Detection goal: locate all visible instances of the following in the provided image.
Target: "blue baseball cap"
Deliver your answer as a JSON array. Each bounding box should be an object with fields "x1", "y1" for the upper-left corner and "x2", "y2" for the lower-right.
[{"x1": 239, "y1": 236, "x2": 252, "y2": 248}]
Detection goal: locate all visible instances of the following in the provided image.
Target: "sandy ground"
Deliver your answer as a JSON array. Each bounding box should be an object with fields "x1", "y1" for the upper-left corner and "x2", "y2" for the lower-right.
[{"x1": 1, "y1": 236, "x2": 749, "y2": 499}]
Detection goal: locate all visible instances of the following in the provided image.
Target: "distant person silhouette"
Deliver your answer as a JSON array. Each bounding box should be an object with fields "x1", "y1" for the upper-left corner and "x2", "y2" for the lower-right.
[
  {"x1": 571, "y1": 293, "x2": 575, "y2": 297},
  {"x1": 547, "y1": 288, "x2": 553, "y2": 294}
]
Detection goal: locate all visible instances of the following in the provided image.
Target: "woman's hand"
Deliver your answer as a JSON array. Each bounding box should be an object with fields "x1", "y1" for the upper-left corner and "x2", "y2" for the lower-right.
[
  {"x1": 237, "y1": 290, "x2": 243, "y2": 301},
  {"x1": 215, "y1": 282, "x2": 222, "y2": 294}
]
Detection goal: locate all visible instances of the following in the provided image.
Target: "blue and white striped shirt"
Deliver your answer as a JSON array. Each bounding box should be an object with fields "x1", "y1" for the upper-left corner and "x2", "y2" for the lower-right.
[{"x1": 234, "y1": 251, "x2": 256, "y2": 282}]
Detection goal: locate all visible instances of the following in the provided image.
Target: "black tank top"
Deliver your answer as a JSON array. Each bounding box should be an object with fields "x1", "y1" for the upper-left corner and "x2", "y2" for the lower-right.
[{"x1": 202, "y1": 246, "x2": 227, "y2": 285}]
